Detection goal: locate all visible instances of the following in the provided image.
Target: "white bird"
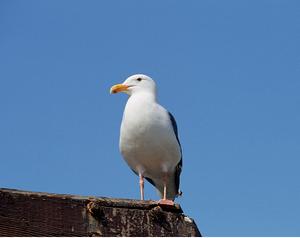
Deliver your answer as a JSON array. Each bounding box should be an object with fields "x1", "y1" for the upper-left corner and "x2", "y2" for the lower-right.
[{"x1": 110, "y1": 74, "x2": 182, "y2": 205}]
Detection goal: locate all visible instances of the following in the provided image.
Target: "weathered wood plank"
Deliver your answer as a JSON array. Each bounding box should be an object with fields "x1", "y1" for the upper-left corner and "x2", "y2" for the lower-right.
[{"x1": 0, "y1": 188, "x2": 201, "y2": 236}]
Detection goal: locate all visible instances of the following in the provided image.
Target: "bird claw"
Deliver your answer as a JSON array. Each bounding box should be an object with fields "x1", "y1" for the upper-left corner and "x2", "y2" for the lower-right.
[{"x1": 158, "y1": 199, "x2": 175, "y2": 206}]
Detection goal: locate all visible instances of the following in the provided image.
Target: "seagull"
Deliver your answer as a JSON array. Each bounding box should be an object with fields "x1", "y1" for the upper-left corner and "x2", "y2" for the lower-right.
[{"x1": 110, "y1": 74, "x2": 182, "y2": 205}]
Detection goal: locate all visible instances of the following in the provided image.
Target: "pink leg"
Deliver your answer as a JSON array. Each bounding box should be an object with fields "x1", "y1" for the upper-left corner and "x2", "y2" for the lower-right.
[
  {"x1": 163, "y1": 182, "x2": 167, "y2": 200},
  {"x1": 139, "y1": 174, "x2": 144, "y2": 200},
  {"x1": 158, "y1": 173, "x2": 175, "y2": 206}
]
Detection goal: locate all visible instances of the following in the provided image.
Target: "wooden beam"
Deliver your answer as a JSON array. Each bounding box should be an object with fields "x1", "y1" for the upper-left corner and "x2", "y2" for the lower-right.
[{"x1": 0, "y1": 188, "x2": 201, "y2": 236}]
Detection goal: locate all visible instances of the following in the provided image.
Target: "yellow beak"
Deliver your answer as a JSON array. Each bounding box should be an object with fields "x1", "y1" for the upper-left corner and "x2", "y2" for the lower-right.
[{"x1": 110, "y1": 84, "x2": 129, "y2": 94}]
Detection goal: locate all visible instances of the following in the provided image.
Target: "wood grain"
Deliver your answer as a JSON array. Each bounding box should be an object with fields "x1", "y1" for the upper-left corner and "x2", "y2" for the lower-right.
[{"x1": 0, "y1": 188, "x2": 201, "y2": 236}]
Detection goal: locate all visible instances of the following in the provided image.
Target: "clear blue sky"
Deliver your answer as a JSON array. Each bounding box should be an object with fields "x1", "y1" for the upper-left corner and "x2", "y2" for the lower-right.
[{"x1": 1, "y1": 0, "x2": 299, "y2": 236}]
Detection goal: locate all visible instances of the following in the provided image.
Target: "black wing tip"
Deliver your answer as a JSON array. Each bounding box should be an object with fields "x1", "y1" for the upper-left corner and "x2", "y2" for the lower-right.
[
  {"x1": 177, "y1": 189, "x2": 183, "y2": 197},
  {"x1": 168, "y1": 111, "x2": 183, "y2": 196},
  {"x1": 168, "y1": 111, "x2": 181, "y2": 147}
]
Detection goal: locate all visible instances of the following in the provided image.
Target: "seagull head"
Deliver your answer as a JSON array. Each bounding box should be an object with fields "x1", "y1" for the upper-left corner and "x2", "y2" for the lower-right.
[{"x1": 110, "y1": 74, "x2": 156, "y2": 96}]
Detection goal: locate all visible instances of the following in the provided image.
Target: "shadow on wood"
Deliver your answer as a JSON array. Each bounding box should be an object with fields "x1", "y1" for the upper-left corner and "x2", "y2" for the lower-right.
[{"x1": 0, "y1": 188, "x2": 201, "y2": 236}]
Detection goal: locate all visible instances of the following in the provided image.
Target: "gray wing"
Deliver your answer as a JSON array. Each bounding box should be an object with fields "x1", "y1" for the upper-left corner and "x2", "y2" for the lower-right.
[{"x1": 168, "y1": 112, "x2": 182, "y2": 196}]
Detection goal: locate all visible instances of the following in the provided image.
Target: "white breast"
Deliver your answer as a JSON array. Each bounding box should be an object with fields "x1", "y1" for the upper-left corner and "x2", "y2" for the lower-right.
[{"x1": 119, "y1": 93, "x2": 181, "y2": 180}]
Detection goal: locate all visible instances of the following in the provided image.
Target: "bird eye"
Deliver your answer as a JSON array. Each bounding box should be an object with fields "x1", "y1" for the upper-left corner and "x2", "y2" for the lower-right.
[{"x1": 136, "y1": 78, "x2": 142, "y2": 82}]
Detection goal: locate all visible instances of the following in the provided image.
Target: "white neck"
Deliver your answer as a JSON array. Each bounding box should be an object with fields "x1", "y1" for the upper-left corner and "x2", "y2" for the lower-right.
[{"x1": 128, "y1": 91, "x2": 157, "y2": 103}]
